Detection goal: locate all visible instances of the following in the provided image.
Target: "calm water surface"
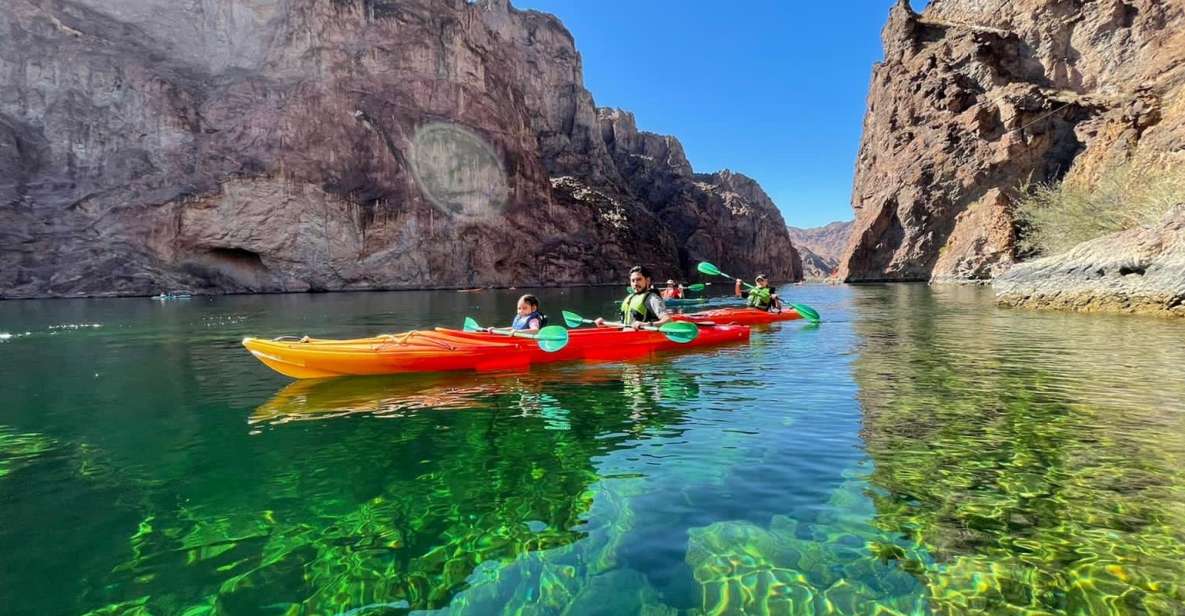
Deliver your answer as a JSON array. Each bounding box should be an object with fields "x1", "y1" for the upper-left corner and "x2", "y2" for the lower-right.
[{"x1": 1, "y1": 285, "x2": 1183, "y2": 615}]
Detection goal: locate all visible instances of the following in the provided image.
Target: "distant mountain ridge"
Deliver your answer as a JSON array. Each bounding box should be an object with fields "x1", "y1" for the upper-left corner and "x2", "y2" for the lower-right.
[{"x1": 786, "y1": 221, "x2": 853, "y2": 278}]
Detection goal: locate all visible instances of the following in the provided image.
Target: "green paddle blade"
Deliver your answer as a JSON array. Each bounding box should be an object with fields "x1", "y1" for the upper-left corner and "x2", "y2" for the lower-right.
[
  {"x1": 697, "y1": 261, "x2": 727, "y2": 278},
  {"x1": 685, "y1": 283, "x2": 707, "y2": 292},
  {"x1": 561, "y1": 310, "x2": 587, "y2": 328},
  {"x1": 534, "y1": 325, "x2": 570, "y2": 353},
  {"x1": 462, "y1": 317, "x2": 482, "y2": 332},
  {"x1": 791, "y1": 303, "x2": 821, "y2": 323},
  {"x1": 657, "y1": 321, "x2": 699, "y2": 344}
]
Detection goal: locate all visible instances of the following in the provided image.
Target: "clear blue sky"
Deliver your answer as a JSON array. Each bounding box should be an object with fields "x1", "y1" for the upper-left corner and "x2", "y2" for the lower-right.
[{"x1": 513, "y1": 0, "x2": 927, "y2": 229}]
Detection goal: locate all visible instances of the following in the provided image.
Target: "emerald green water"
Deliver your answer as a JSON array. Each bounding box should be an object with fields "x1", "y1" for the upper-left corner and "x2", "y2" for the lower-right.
[{"x1": 2, "y1": 285, "x2": 1183, "y2": 615}]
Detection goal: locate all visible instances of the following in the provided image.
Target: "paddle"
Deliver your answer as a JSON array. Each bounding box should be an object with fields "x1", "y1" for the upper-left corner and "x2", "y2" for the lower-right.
[
  {"x1": 696, "y1": 261, "x2": 821, "y2": 323},
  {"x1": 697, "y1": 261, "x2": 750, "y2": 288},
  {"x1": 628, "y1": 283, "x2": 708, "y2": 295},
  {"x1": 788, "y1": 303, "x2": 821, "y2": 323},
  {"x1": 462, "y1": 317, "x2": 570, "y2": 352},
  {"x1": 561, "y1": 311, "x2": 699, "y2": 343}
]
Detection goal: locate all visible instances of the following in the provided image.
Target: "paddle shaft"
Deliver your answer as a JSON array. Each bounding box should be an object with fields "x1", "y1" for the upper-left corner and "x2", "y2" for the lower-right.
[
  {"x1": 588, "y1": 318, "x2": 662, "y2": 331},
  {"x1": 710, "y1": 268, "x2": 758, "y2": 291},
  {"x1": 729, "y1": 277, "x2": 758, "y2": 291},
  {"x1": 465, "y1": 318, "x2": 570, "y2": 352},
  {"x1": 485, "y1": 327, "x2": 543, "y2": 340}
]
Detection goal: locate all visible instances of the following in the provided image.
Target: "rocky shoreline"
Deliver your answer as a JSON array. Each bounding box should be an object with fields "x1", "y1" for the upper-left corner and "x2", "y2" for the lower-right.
[
  {"x1": 0, "y1": 281, "x2": 622, "y2": 301},
  {"x1": 994, "y1": 204, "x2": 1185, "y2": 317}
]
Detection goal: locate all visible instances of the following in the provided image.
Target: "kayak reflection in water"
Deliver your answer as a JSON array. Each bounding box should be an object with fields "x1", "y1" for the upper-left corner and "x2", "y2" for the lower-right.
[
  {"x1": 661, "y1": 279, "x2": 685, "y2": 300},
  {"x1": 596, "y1": 265, "x2": 672, "y2": 330},
  {"x1": 250, "y1": 363, "x2": 701, "y2": 426},
  {"x1": 488, "y1": 294, "x2": 547, "y2": 334},
  {"x1": 734, "y1": 273, "x2": 783, "y2": 312}
]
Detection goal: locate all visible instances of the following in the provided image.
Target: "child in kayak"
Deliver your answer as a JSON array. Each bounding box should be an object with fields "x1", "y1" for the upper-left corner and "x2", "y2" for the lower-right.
[
  {"x1": 488, "y1": 294, "x2": 547, "y2": 334},
  {"x1": 735, "y1": 274, "x2": 783, "y2": 312},
  {"x1": 597, "y1": 265, "x2": 671, "y2": 330},
  {"x1": 661, "y1": 279, "x2": 684, "y2": 300}
]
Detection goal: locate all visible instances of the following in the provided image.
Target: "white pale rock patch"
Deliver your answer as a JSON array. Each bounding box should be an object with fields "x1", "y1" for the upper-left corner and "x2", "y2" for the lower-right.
[{"x1": 995, "y1": 204, "x2": 1185, "y2": 317}]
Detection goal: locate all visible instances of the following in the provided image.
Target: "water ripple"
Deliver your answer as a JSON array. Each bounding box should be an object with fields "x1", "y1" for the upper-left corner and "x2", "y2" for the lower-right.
[{"x1": 0, "y1": 285, "x2": 1182, "y2": 614}]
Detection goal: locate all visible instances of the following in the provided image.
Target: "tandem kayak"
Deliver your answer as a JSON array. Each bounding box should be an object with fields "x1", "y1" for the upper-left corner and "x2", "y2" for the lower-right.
[
  {"x1": 242, "y1": 325, "x2": 750, "y2": 379},
  {"x1": 673, "y1": 307, "x2": 803, "y2": 325}
]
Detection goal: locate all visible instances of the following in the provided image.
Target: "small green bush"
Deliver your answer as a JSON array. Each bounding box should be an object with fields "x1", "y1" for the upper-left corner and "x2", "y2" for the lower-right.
[{"x1": 1014, "y1": 156, "x2": 1185, "y2": 257}]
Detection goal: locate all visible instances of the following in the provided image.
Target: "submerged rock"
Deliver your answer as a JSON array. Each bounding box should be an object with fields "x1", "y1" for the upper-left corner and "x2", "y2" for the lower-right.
[
  {"x1": 684, "y1": 513, "x2": 928, "y2": 615},
  {"x1": 995, "y1": 204, "x2": 1185, "y2": 316}
]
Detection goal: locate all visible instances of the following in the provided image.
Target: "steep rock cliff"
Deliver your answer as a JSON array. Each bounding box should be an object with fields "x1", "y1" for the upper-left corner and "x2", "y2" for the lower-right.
[
  {"x1": 0, "y1": 0, "x2": 799, "y2": 298},
  {"x1": 596, "y1": 108, "x2": 801, "y2": 282},
  {"x1": 839, "y1": 0, "x2": 1185, "y2": 282}
]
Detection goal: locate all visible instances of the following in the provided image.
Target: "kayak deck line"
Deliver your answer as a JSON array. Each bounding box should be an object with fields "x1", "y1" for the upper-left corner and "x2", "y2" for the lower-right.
[
  {"x1": 242, "y1": 325, "x2": 751, "y2": 380},
  {"x1": 674, "y1": 307, "x2": 804, "y2": 326}
]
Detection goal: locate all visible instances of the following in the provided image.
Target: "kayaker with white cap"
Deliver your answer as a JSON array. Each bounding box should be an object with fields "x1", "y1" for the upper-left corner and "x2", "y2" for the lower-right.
[{"x1": 734, "y1": 273, "x2": 783, "y2": 312}]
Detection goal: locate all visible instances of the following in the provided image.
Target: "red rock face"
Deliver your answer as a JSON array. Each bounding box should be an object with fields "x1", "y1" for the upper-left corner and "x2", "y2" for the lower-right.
[
  {"x1": 840, "y1": 0, "x2": 1185, "y2": 282},
  {"x1": 0, "y1": 0, "x2": 800, "y2": 298}
]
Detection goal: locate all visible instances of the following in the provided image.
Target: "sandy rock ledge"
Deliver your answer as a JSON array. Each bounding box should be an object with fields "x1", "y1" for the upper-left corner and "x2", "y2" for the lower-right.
[{"x1": 994, "y1": 205, "x2": 1185, "y2": 316}]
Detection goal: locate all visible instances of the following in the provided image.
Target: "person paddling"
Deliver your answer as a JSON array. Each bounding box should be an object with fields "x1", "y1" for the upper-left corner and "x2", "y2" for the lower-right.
[
  {"x1": 734, "y1": 274, "x2": 783, "y2": 312},
  {"x1": 662, "y1": 279, "x2": 683, "y2": 300},
  {"x1": 661, "y1": 279, "x2": 685, "y2": 300},
  {"x1": 488, "y1": 294, "x2": 547, "y2": 334},
  {"x1": 597, "y1": 265, "x2": 671, "y2": 330}
]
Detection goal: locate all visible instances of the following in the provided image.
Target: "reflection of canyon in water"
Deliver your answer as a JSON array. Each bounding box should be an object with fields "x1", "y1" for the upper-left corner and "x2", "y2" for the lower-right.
[
  {"x1": 4, "y1": 285, "x2": 1184, "y2": 614},
  {"x1": 850, "y1": 284, "x2": 1185, "y2": 613}
]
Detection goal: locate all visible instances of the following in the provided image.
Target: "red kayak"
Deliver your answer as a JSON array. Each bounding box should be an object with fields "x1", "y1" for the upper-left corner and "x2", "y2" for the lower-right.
[
  {"x1": 243, "y1": 324, "x2": 750, "y2": 379},
  {"x1": 673, "y1": 307, "x2": 803, "y2": 325}
]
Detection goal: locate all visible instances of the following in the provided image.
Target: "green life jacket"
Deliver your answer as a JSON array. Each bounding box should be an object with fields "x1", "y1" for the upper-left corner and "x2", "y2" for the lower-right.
[
  {"x1": 620, "y1": 289, "x2": 662, "y2": 325},
  {"x1": 747, "y1": 286, "x2": 774, "y2": 311}
]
